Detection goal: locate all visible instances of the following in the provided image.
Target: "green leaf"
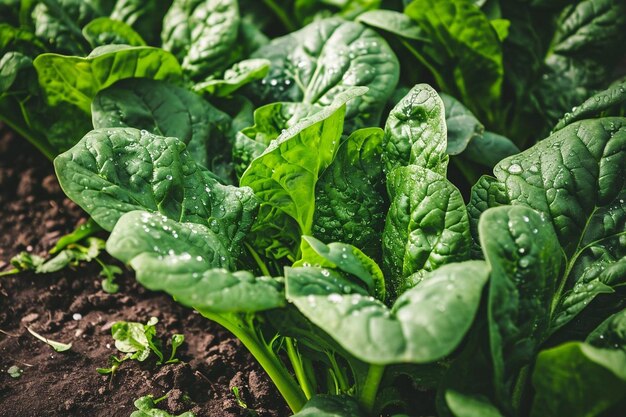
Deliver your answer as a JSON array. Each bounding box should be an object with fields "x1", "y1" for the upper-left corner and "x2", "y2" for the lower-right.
[
  {"x1": 445, "y1": 390, "x2": 504, "y2": 417},
  {"x1": 383, "y1": 165, "x2": 471, "y2": 298},
  {"x1": 131, "y1": 395, "x2": 196, "y2": 417},
  {"x1": 111, "y1": 317, "x2": 160, "y2": 362},
  {"x1": 356, "y1": 9, "x2": 428, "y2": 41},
  {"x1": 31, "y1": 0, "x2": 97, "y2": 55},
  {"x1": 194, "y1": 58, "x2": 270, "y2": 97},
  {"x1": 405, "y1": 0, "x2": 504, "y2": 121},
  {"x1": 295, "y1": 235, "x2": 386, "y2": 301},
  {"x1": 249, "y1": 17, "x2": 399, "y2": 130},
  {"x1": 27, "y1": 327, "x2": 72, "y2": 352},
  {"x1": 382, "y1": 84, "x2": 448, "y2": 175},
  {"x1": 552, "y1": 0, "x2": 626, "y2": 60},
  {"x1": 440, "y1": 92, "x2": 483, "y2": 156},
  {"x1": 479, "y1": 206, "x2": 563, "y2": 406},
  {"x1": 106, "y1": 212, "x2": 285, "y2": 313},
  {"x1": 240, "y1": 87, "x2": 366, "y2": 237},
  {"x1": 587, "y1": 308, "x2": 626, "y2": 350},
  {"x1": 161, "y1": 0, "x2": 240, "y2": 79},
  {"x1": 109, "y1": 0, "x2": 171, "y2": 46},
  {"x1": 554, "y1": 79, "x2": 626, "y2": 131},
  {"x1": 530, "y1": 342, "x2": 626, "y2": 417},
  {"x1": 92, "y1": 78, "x2": 230, "y2": 168},
  {"x1": 292, "y1": 395, "x2": 365, "y2": 417},
  {"x1": 54, "y1": 128, "x2": 258, "y2": 260},
  {"x1": 82, "y1": 17, "x2": 147, "y2": 48},
  {"x1": 462, "y1": 131, "x2": 519, "y2": 169},
  {"x1": 7, "y1": 365, "x2": 22, "y2": 378},
  {"x1": 286, "y1": 261, "x2": 489, "y2": 364},
  {"x1": 466, "y1": 175, "x2": 509, "y2": 254},
  {"x1": 34, "y1": 45, "x2": 182, "y2": 113},
  {"x1": 312, "y1": 127, "x2": 386, "y2": 260}
]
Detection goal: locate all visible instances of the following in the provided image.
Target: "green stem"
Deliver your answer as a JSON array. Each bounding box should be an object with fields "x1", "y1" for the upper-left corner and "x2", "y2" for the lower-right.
[
  {"x1": 285, "y1": 337, "x2": 315, "y2": 400},
  {"x1": 0, "y1": 116, "x2": 55, "y2": 161},
  {"x1": 0, "y1": 268, "x2": 20, "y2": 277},
  {"x1": 327, "y1": 352, "x2": 349, "y2": 393},
  {"x1": 358, "y1": 364, "x2": 385, "y2": 414},
  {"x1": 244, "y1": 242, "x2": 271, "y2": 277},
  {"x1": 262, "y1": 0, "x2": 297, "y2": 32},
  {"x1": 201, "y1": 311, "x2": 307, "y2": 413},
  {"x1": 512, "y1": 366, "x2": 530, "y2": 414}
]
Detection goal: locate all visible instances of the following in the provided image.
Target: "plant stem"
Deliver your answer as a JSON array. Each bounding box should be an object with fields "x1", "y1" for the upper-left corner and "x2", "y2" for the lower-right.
[
  {"x1": 359, "y1": 364, "x2": 385, "y2": 414},
  {"x1": 1, "y1": 116, "x2": 55, "y2": 161},
  {"x1": 512, "y1": 365, "x2": 530, "y2": 414},
  {"x1": 285, "y1": 337, "x2": 314, "y2": 399},
  {"x1": 262, "y1": 0, "x2": 297, "y2": 32},
  {"x1": 327, "y1": 352, "x2": 349, "y2": 393},
  {"x1": 244, "y1": 242, "x2": 271, "y2": 277},
  {"x1": 201, "y1": 311, "x2": 307, "y2": 413}
]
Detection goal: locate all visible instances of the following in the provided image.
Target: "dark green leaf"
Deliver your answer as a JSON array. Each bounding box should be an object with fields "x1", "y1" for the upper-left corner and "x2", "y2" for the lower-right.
[
  {"x1": 292, "y1": 395, "x2": 364, "y2": 417},
  {"x1": 82, "y1": 17, "x2": 146, "y2": 48}
]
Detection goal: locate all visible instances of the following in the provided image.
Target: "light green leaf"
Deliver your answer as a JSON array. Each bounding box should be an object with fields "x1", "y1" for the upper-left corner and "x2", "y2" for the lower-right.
[
  {"x1": 194, "y1": 58, "x2": 270, "y2": 97},
  {"x1": 27, "y1": 327, "x2": 72, "y2": 352},
  {"x1": 530, "y1": 342, "x2": 626, "y2": 417},
  {"x1": 34, "y1": 45, "x2": 182, "y2": 113},
  {"x1": 356, "y1": 9, "x2": 428, "y2": 41},
  {"x1": 286, "y1": 261, "x2": 489, "y2": 364},
  {"x1": 293, "y1": 395, "x2": 365, "y2": 417},
  {"x1": 445, "y1": 390, "x2": 504, "y2": 417},
  {"x1": 82, "y1": 17, "x2": 147, "y2": 48}
]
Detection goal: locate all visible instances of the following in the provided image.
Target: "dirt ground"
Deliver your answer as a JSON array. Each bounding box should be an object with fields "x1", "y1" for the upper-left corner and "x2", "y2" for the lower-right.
[{"x1": 0, "y1": 126, "x2": 290, "y2": 417}]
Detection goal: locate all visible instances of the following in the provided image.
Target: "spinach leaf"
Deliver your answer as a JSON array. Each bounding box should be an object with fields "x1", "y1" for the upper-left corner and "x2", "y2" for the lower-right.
[
  {"x1": 479, "y1": 206, "x2": 563, "y2": 408},
  {"x1": 445, "y1": 390, "x2": 504, "y2": 417},
  {"x1": 161, "y1": 0, "x2": 240, "y2": 80},
  {"x1": 249, "y1": 18, "x2": 399, "y2": 130},
  {"x1": 92, "y1": 78, "x2": 230, "y2": 169},
  {"x1": 240, "y1": 87, "x2": 366, "y2": 249},
  {"x1": 131, "y1": 395, "x2": 195, "y2": 417},
  {"x1": 383, "y1": 165, "x2": 471, "y2": 297},
  {"x1": 405, "y1": 0, "x2": 504, "y2": 122},
  {"x1": 82, "y1": 17, "x2": 147, "y2": 48},
  {"x1": 530, "y1": 342, "x2": 626, "y2": 417},
  {"x1": 31, "y1": 0, "x2": 98, "y2": 55},
  {"x1": 586, "y1": 308, "x2": 626, "y2": 350},
  {"x1": 106, "y1": 211, "x2": 284, "y2": 313},
  {"x1": 356, "y1": 9, "x2": 428, "y2": 41},
  {"x1": 286, "y1": 261, "x2": 489, "y2": 364},
  {"x1": 382, "y1": 84, "x2": 448, "y2": 175},
  {"x1": 194, "y1": 58, "x2": 270, "y2": 98},
  {"x1": 109, "y1": 0, "x2": 171, "y2": 46},
  {"x1": 34, "y1": 45, "x2": 182, "y2": 113},
  {"x1": 554, "y1": 79, "x2": 626, "y2": 131},
  {"x1": 54, "y1": 128, "x2": 258, "y2": 259},
  {"x1": 111, "y1": 317, "x2": 160, "y2": 362},
  {"x1": 313, "y1": 127, "x2": 386, "y2": 260},
  {"x1": 294, "y1": 235, "x2": 386, "y2": 301}
]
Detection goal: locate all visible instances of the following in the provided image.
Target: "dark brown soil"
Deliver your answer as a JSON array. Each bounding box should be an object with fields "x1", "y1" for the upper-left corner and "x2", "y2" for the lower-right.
[{"x1": 0, "y1": 127, "x2": 290, "y2": 417}]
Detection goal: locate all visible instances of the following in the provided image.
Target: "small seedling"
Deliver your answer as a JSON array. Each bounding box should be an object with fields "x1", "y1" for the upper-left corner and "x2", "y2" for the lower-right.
[
  {"x1": 7, "y1": 365, "x2": 22, "y2": 378},
  {"x1": 130, "y1": 393, "x2": 195, "y2": 417},
  {"x1": 231, "y1": 387, "x2": 258, "y2": 417},
  {"x1": 26, "y1": 327, "x2": 71, "y2": 352}
]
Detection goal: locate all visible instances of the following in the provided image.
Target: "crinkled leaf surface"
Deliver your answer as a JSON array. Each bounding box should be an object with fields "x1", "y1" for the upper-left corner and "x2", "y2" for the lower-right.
[
  {"x1": 554, "y1": 79, "x2": 626, "y2": 131},
  {"x1": 405, "y1": 0, "x2": 504, "y2": 120},
  {"x1": 249, "y1": 17, "x2": 399, "y2": 130},
  {"x1": 194, "y1": 58, "x2": 270, "y2": 97},
  {"x1": 440, "y1": 92, "x2": 483, "y2": 156},
  {"x1": 92, "y1": 78, "x2": 230, "y2": 168},
  {"x1": 313, "y1": 127, "x2": 386, "y2": 259},
  {"x1": 34, "y1": 45, "x2": 181, "y2": 113},
  {"x1": 530, "y1": 342, "x2": 626, "y2": 417},
  {"x1": 82, "y1": 17, "x2": 147, "y2": 48},
  {"x1": 54, "y1": 128, "x2": 257, "y2": 259},
  {"x1": 382, "y1": 84, "x2": 448, "y2": 175},
  {"x1": 294, "y1": 235, "x2": 385, "y2": 301},
  {"x1": 107, "y1": 211, "x2": 284, "y2": 313},
  {"x1": 383, "y1": 165, "x2": 471, "y2": 298},
  {"x1": 587, "y1": 308, "x2": 626, "y2": 350},
  {"x1": 479, "y1": 206, "x2": 563, "y2": 405},
  {"x1": 286, "y1": 261, "x2": 489, "y2": 364},
  {"x1": 240, "y1": 87, "x2": 366, "y2": 236},
  {"x1": 161, "y1": 0, "x2": 240, "y2": 79}
]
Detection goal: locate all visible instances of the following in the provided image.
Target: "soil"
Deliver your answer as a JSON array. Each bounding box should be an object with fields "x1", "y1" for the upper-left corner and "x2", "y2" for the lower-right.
[{"x1": 0, "y1": 126, "x2": 291, "y2": 417}]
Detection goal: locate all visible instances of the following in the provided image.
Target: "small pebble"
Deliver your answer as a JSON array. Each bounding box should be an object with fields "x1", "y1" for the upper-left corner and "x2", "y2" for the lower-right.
[{"x1": 72, "y1": 313, "x2": 82, "y2": 321}]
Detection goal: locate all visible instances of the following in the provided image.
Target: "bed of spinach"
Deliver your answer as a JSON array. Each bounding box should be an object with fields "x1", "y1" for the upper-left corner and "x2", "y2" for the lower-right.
[{"x1": 1, "y1": 1, "x2": 625, "y2": 416}]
